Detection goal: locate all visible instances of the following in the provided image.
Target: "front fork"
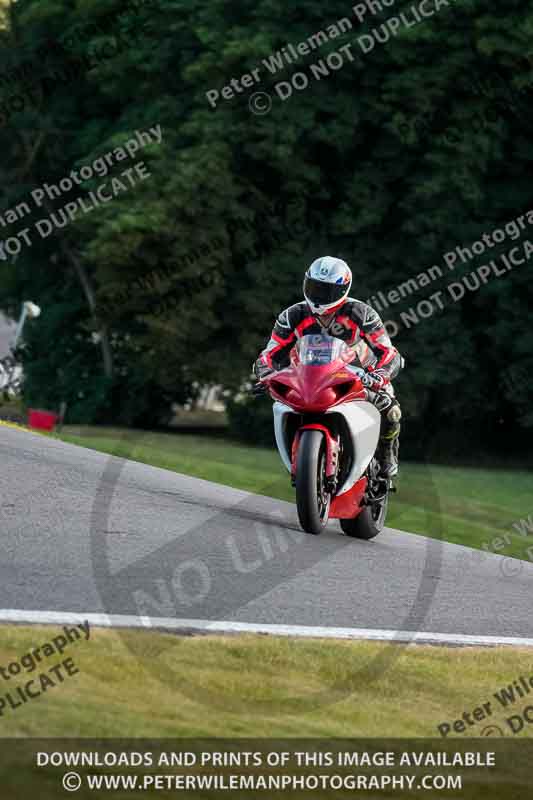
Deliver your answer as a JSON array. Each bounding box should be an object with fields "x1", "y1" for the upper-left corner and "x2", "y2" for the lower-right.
[{"x1": 291, "y1": 424, "x2": 340, "y2": 493}]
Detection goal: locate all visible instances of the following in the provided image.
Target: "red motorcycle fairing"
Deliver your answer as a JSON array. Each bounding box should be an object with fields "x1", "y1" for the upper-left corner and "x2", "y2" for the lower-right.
[
  {"x1": 329, "y1": 477, "x2": 367, "y2": 519},
  {"x1": 267, "y1": 360, "x2": 367, "y2": 412}
]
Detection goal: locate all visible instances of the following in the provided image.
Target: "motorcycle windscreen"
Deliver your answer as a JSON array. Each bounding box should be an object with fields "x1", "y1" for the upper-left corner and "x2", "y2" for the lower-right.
[{"x1": 297, "y1": 334, "x2": 349, "y2": 365}]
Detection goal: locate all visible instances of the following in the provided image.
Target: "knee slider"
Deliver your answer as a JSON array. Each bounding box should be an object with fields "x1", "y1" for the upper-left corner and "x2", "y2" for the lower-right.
[{"x1": 387, "y1": 404, "x2": 402, "y2": 423}]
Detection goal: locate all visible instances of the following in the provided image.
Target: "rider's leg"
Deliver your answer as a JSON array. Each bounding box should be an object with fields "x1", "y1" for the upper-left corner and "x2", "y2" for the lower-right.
[{"x1": 371, "y1": 389, "x2": 401, "y2": 478}]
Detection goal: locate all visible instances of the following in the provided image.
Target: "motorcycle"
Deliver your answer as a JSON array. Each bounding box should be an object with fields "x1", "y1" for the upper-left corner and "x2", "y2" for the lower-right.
[{"x1": 260, "y1": 333, "x2": 394, "y2": 538}]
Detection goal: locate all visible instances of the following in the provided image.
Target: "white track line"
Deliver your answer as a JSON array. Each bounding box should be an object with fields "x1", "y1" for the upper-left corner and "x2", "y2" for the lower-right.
[{"x1": 0, "y1": 609, "x2": 532, "y2": 648}]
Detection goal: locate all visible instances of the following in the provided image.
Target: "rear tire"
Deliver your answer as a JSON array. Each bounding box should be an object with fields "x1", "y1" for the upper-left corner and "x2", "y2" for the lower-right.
[
  {"x1": 295, "y1": 430, "x2": 331, "y2": 535},
  {"x1": 340, "y1": 492, "x2": 388, "y2": 540}
]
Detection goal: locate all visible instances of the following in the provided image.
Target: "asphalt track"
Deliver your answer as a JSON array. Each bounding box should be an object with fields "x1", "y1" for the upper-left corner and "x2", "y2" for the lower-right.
[{"x1": 1, "y1": 425, "x2": 532, "y2": 644}]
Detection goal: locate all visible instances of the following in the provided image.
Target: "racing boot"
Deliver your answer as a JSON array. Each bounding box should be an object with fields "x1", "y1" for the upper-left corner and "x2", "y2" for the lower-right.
[{"x1": 377, "y1": 434, "x2": 399, "y2": 479}]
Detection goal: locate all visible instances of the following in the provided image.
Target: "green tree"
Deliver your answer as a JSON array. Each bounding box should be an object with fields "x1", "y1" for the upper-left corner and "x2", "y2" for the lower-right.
[{"x1": 0, "y1": 0, "x2": 532, "y2": 457}]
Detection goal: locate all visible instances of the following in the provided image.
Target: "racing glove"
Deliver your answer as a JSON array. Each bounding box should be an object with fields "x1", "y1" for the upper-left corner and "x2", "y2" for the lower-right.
[
  {"x1": 251, "y1": 358, "x2": 274, "y2": 397},
  {"x1": 347, "y1": 365, "x2": 390, "y2": 391},
  {"x1": 367, "y1": 368, "x2": 390, "y2": 391},
  {"x1": 253, "y1": 358, "x2": 275, "y2": 381},
  {"x1": 251, "y1": 381, "x2": 269, "y2": 397}
]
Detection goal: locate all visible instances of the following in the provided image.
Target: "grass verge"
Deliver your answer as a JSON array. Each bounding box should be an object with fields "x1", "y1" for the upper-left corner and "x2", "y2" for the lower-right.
[{"x1": 1, "y1": 623, "x2": 532, "y2": 738}]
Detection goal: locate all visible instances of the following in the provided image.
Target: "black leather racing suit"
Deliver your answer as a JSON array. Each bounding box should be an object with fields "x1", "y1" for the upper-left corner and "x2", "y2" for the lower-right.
[{"x1": 256, "y1": 298, "x2": 403, "y2": 458}]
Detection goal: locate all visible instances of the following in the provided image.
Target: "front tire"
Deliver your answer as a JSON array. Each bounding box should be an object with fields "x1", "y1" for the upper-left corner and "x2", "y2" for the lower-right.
[
  {"x1": 295, "y1": 430, "x2": 331, "y2": 535},
  {"x1": 340, "y1": 492, "x2": 389, "y2": 540}
]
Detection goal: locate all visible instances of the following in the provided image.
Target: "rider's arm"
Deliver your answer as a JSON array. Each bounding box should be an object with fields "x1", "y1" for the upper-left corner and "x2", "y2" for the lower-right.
[
  {"x1": 357, "y1": 304, "x2": 403, "y2": 385},
  {"x1": 256, "y1": 307, "x2": 298, "y2": 375}
]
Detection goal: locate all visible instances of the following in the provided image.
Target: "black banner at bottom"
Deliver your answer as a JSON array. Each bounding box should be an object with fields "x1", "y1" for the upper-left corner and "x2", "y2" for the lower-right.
[{"x1": 0, "y1": 738, "x2": 531, "y2": 798}]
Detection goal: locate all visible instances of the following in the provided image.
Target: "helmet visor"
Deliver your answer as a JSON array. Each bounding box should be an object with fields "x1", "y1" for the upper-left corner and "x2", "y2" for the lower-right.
[{"x1": 304, "y1": 276, "x2": 347, "y2": 307}]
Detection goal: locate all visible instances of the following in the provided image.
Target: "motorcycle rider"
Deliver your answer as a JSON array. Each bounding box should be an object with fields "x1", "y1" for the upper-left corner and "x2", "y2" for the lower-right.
[{"x1": 255, "y1": 256, "x2": 403, "y2": 478}]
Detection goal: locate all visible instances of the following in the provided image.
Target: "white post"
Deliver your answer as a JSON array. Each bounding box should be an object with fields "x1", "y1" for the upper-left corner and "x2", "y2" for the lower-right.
[
  {"x1": 12, "y1": 305, "x2": 28, "y2": 350},
  {"x1": 13, "y1": 301, "x2": 41, "y2": 349}
]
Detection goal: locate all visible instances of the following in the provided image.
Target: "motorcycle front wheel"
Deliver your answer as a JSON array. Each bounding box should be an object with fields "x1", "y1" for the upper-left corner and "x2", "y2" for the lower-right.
[{"x1": 295, "y1": 429, "x2": 331, "y2": 535}]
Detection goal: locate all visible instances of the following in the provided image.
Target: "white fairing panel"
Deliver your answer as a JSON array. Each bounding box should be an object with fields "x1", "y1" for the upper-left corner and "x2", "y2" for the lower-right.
[
  {"x1": 272, "y1": 400, "x2": 381, "y2": 493},
  {"x1": 273, "y1": 401, "x2": 293, "y2": 472},
  {"x1": 332, "y1": 401, "x2": 381, "y2": 493}
]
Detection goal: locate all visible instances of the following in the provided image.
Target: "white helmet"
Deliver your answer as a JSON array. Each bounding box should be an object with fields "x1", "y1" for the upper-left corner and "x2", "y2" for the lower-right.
[{"x1": 303, "y1": 256, "x2": 352, "y2": 315}]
